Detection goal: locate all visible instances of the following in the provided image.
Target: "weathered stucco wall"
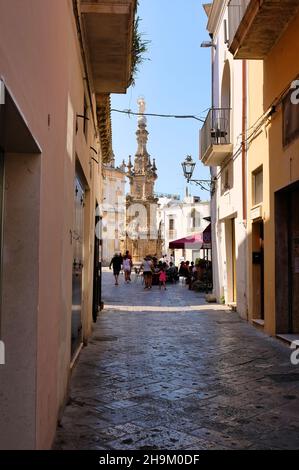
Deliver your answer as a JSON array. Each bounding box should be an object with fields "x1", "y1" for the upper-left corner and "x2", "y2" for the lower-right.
[
  {"x1": 209, "y1": 4, "x2": 248, "y2": 318},
  {"x1": 0, "y1": 0, "x2": 102, "y2": 449}
]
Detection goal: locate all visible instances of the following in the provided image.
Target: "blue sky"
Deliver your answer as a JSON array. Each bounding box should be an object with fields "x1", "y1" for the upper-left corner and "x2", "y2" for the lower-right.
[{"x1": 111, "y1": 0, "x2": 211, "y2": 200}]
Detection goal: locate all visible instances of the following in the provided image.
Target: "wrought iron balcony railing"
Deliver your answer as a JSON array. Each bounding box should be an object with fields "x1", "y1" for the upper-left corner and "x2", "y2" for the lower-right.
[{"x1": 200, "y1": 108, "x2": 232, "y2": 165}]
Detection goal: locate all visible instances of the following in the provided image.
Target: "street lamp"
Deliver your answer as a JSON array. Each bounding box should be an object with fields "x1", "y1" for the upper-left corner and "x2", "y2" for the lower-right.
[
  {"x1": 181, "y1": 155, "x2": 196, "y2": 182},
  {"x1": 181, "y1": 155, "x2": 215, "y2": 193}
]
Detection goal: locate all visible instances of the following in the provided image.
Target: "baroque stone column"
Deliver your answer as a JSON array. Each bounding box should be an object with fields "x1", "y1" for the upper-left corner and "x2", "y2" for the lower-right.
[{"x1": 124, "y1": 98, "x2": 162, "y2": 263}]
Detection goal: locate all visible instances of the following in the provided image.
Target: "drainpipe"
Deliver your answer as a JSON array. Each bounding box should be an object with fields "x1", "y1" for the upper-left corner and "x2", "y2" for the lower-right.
[
  {"x1": 210, "y1": 34, "x2": 216, "y2": 295},
  {"x1": 242, "y1": 59, "x2": 247, "y2": 223},
  {"x1": 211, "y1": 33, "x2": 215, "y2": 109},
  {"x1": 242, "y1": 59, "x2": 248, "y2": 321}
]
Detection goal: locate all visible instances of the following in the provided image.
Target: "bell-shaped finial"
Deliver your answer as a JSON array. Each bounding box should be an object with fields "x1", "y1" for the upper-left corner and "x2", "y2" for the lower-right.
[
  {"x1": 127, "y1": 155, "x2": 133, "y2": 175},
  {"x1": 119, "y1": 159, "x2": 126, "y2": 172}
]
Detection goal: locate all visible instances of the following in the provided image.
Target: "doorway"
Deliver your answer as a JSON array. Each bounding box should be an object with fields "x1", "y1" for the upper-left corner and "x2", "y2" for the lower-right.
[
  {"x1": 276, "y1": 183, "x2": 299, "y2": 334},
  {"x1": 252, "y1": 221, "x2": 264, "y2": 320},
  {"x1": 231, "y1": 218, "x2": 237, "y2": 302},
  {"x1": 71, "y1": 175, "x2": 85, "y2": 357},
  {"x1": 0, "y1": 149, "x2": 3, "y2": 325},
  {"x1": 92, "y1": 205, "x2": 102, "y2": 322},
  {"x1": 225, "y1": 217, "x2": 237, "y2": 304},
  {"x1": 224, "y1": 218, "x2": 237, "y2": 304}
]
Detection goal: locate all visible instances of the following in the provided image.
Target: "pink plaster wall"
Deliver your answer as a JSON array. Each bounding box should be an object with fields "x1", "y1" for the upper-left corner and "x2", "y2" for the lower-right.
[{"x1": 0, "y1": 0, "x2": 101, "y2": 449}]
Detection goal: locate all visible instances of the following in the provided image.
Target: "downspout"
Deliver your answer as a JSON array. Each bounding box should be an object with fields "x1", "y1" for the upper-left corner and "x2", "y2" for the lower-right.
[
  {"x1": 211, "y1": 33, "x2": 215, "y2": 109},
  {"x1": 210, "y1": 34, "x2": 216, "y2": 295},
  {"x1": 242, "y1": 59, "x2": 247, "y2": 223},
  {"x1": 242, "y1": 59, "x2": 248, "y2": 320}
]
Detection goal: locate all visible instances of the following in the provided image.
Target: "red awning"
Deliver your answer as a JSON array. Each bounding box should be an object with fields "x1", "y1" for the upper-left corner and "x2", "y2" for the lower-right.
[
  {"x1": 169, "y1": 224, "x2": 211, "y2": 250},
  {"x1": 169, "y1": 233, "x2": 203, "y2": 250}
]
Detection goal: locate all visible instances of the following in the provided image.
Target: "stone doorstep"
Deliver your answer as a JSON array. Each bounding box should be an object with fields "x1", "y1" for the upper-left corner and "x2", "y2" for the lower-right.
[
  {"x1": 276, "y1": 334, "x2": 299, "y2": 347},
  {"x1": 252, "y1": 319, "x2": 265, "y2": 330}
]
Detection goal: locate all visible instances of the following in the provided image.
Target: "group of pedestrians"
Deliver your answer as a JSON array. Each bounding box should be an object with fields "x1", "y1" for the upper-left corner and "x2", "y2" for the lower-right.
[
  {"x1": 109, "y1": 252, "x2": 212, "y2": 293},
  {"x1": 178, "y1": 259, "x2": 212, "y2": 291},
  {"x1": 109, "y1": 252, "x2": 178, "y2": 291},
  {"x1": 109, "y1": 251, "x2": 132, "y2": 286},
  {"x1": 140, "y1": 256, "x2": 168, "y2": 290}
]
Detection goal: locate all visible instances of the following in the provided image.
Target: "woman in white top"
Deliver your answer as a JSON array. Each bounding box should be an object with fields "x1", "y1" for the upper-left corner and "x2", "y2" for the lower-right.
[
  {"x1": 141, "y1": 257, "x2": 153, "y2": 289},
  {"x1": 123, "y1": 256, "x2": 132, "y2": 283}
]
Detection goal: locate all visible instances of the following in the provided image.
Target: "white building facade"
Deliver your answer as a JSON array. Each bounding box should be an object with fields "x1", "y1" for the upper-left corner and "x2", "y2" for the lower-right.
[
  {"x1": 157, "y1": 194, "x2": 210, "y2": 266},
  {"x1": 102, "y1": 159, "x2": 126, "y2": 265},
  {"x1": 201, "y1": 1, "x2": 248, "y2": 317}
]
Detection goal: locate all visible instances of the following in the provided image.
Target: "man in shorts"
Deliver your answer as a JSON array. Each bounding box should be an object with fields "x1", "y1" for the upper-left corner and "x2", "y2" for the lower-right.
[{"x1": 109, "y1": 253, "x2": 123, "y2": 286}]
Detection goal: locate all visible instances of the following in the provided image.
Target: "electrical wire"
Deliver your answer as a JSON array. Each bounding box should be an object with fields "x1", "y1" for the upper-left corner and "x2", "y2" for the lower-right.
[
  {"x1": 212, "y1": 74, "x2": 297, "y2": 182},
  {"x1": 111, "y1": 108, "x2": 205, "y2": 122},
  {"x1": 214, "y1": 101, "x2": 279, "y2": 181},
  {"x1": 112, "y1": 77, "x2": 294, "y2": 184}
]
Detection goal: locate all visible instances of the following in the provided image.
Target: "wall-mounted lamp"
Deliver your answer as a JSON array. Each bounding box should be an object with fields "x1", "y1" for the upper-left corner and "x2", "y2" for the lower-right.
[
  {"x1": 200, "y1": 41, "x2": 216, "y2": 49},
  {"x1": 181, "y1": 155, "x2": 216, "y2": 193}
]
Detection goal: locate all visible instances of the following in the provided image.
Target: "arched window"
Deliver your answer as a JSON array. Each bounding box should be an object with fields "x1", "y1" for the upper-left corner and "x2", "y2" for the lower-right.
[
  {"x1": 191, "y1": 208, "x2": 201, "y2": 230},
  {"x1": 221, "y1": 60, "x2": 231, "y2": 110},
  {"x1": 221, "y1": 60, "x2": 231, "y2": 143}
]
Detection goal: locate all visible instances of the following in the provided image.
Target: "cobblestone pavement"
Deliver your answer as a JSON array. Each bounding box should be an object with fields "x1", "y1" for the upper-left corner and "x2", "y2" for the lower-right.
[{"x1": 54, "y1": 271, "x2": 299, "y2": 450}]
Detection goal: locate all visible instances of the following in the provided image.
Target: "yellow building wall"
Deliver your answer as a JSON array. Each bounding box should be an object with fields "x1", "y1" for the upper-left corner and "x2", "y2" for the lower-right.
[
  {"x1": 247, "y1": 11, "x2": 299, "y2": 335},
  {"x1": 247, "y1": 60, "x2": 270, "y2": 330}
]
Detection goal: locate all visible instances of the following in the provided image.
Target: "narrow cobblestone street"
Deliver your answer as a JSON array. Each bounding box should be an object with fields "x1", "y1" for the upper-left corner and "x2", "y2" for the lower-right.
[{"x1": 54, "y1": 271, "x2": 299, "y2": 450}]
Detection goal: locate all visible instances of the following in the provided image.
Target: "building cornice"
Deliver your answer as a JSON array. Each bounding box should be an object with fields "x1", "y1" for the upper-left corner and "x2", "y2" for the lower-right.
[
  {"x1": 207, "y1": 0, "x2": 228, "y2": 37},
  {"x1": 97, "y1": 93, "x2": 113, "y2": 163},
  {"x1": 103, "y1": 166, "x2": 126, "y2": 177}
]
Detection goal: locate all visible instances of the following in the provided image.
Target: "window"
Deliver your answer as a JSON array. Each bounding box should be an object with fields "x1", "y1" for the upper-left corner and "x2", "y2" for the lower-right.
[
  {"x1": 222, "y1": 169, "x2": 230, "y2": 192},
  {"x1": 221, "y1": 159, "x2": 233, "y2": 194},
  {"x1": 191, "y1": 208, "x2": 201, "y2": 230},
  {"x1": 283, "y1": 85, "x2": 299, "y2": 147},
  {"x1": 169, "y1": 218, "x2": 175, "y2": 230},
  {"x1": 253, "y1": 167, "x2": 263, "y2": 205}
]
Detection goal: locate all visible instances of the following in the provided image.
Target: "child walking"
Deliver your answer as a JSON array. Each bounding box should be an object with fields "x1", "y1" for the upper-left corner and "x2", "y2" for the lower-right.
[{"x1": 159, "y1": 263, "x2": 167, "y2": 290}]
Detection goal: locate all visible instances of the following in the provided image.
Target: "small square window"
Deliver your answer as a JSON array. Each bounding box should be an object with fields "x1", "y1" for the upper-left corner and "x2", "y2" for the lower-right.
[
  {"x1": 221, "y1": 160, "x2": 233, "y2": 194},
  {"x1": 169, "y1": 218, "x2": 175, "y2": 230},
  {"x1": 253, "y1": 167, "x2": 263, "y2": 206}
]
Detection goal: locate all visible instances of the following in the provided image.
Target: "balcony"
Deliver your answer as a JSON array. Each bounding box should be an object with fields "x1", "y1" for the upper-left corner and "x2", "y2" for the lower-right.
[
  {"x1": 228, "y1": 0, "x2": 299, "y2": 59},
  {"x1": 200, "y1": 108, "x2": 233, "y2": 167},
  {"x1": 80, "y1": 0, "x2": 136, "y2": 93}
]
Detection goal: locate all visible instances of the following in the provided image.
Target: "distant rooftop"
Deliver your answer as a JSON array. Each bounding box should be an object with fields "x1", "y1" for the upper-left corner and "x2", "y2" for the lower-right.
[{"x1": 155, "y1": 193, "x2": 181, "y2": 200}]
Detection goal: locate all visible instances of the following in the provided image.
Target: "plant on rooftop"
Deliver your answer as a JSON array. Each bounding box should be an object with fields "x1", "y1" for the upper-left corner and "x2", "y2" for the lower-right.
[{"x1": 130, "y1": 14, "x2": 150, "y2": 87}]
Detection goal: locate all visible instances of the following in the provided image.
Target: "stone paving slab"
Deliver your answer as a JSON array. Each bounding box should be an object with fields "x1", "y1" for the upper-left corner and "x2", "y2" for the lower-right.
[{"x1": 54, "y1": 272, "x2": 299, "y2": 450}]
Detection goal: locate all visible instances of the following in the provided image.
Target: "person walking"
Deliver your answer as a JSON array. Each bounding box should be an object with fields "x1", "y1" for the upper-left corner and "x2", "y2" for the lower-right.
[
  {"x1": 123, "y1": 252, "x2": 132, "y2": 283},
  {"x1": 109, "y1": 253, "x2": 123, "y2": 286},
  {"x1": 141, "y1": 256, "x2": 153, "y2": 289},
  {"x1": 167, "y1": 262, "x2": 178, "y2": 283},
  {"x1": 159, "y1": 263, "x2": 167, "y2": 290}
]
